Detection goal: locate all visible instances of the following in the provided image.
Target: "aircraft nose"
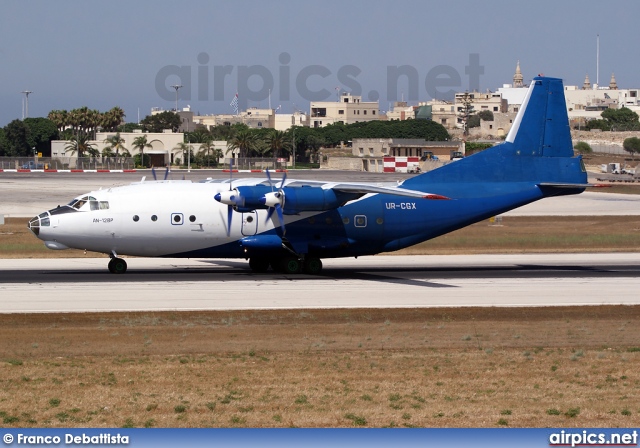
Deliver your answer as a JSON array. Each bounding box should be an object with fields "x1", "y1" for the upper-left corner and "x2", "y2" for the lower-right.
[{"x1": 27, "y1": 212, "x2": 50, "y2": 238}]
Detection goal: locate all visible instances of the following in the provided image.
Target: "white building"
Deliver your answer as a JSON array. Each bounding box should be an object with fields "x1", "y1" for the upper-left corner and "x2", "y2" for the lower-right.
[
  {"x1": 51, "y1": 130, "x2": 186, "y2": 167},
  {"x1": 310, "y1": 93, "x2": 379, "y2": 128},
  {"x1": 386, "y1": 101, "x2": 415, "y2": 121}
]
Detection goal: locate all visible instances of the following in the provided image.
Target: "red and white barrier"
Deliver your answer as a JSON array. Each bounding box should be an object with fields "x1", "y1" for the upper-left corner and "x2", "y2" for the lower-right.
[
  {"x1": 383, "y1": 157, "x2": 420, "y2": 173},
  {"x1": 0, "y1": 169, "x2": 137, "y2": 173}
]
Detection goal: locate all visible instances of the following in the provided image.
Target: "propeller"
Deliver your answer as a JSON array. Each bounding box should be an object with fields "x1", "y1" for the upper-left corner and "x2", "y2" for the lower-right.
[
  {"x1": 151, "y1": 166, "x2": 170, "y2": 181},
  {"x1": 262, "y1": 169, "x2": 287, "y2": 236},
  {"x1": 213, "y1": 159, "x2": 235, "y2": 236}
]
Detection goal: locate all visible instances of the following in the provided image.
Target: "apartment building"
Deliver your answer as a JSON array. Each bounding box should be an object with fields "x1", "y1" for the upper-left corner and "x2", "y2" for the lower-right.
[{"x1": 310, "y1": 93, "x2": 379, "y2": 128}]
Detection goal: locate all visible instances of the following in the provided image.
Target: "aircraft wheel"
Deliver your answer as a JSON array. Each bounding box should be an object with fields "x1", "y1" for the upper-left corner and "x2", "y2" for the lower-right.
[
  {"x1": 303, "y1": 257, "x2": 323, "y2": 275},
  {"x1": 279, "y1": 256, "x2": 301, "y2": 275},
  {"x1": 108, "y1": 257, "x2": 127, "y2": 274},
  {"x1": 249, "y1": 257, "x2": 270, "y2": 273}
]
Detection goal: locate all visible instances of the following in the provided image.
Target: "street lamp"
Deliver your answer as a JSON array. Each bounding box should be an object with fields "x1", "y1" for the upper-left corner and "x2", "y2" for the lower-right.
[
  {"x1": 21, "y1": 91, "x2": 32, "y2": 119},
  {"x1": 170, "y1": 85, "x2": 182, "y2": 112}
]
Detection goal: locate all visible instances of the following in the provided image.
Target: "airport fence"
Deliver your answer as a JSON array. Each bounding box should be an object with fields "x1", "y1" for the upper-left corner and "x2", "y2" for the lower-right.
[
  {"x1": 223, "y1": 158, "x2": 285, "y2": 171},
  {"x1": 0, "y1": 157, "x2": 136, "y2": 170}
]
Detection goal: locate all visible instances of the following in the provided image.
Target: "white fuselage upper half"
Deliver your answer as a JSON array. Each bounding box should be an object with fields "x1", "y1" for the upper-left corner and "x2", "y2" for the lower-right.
[{"x1": 30, "y1": 178, "x2": 315, "y2": 257}]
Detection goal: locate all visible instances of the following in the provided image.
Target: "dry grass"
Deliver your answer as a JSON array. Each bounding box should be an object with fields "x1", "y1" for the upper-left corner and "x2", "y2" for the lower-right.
[
  {"x1": 1, "y1": 216, "x2": 640, "y2": 427},
  {"x1": 0, "y1": 308, "x2": 639, "y2": 428}
]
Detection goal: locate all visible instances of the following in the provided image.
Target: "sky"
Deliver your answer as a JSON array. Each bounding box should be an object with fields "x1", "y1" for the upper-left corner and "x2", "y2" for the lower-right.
[{"x1": 1, "y1": 0, "x2": 639, "y2": 127}]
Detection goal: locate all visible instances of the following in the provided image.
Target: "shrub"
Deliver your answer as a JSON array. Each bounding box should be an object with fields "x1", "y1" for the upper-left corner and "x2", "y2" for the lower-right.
[{"x1": 573, "y1": 141, "x2": 592, "y2": 154}]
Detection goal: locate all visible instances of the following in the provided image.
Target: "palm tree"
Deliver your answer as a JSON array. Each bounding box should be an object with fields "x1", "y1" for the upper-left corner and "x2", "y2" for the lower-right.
[
  {"x1": 103, "y1": 133, "x2": 127, "y2": 156},
  {"x1": 104, "y1": 107, "x2": 125, "y2": 132},
  {"x1": 198, "y1": 137, "x2": 217, "y2": 167},
  {"x1": 174, "y1": 142, "x2": 193, "y2": 166},
  {"x1": 227, "y1": 129, "x2": 256, "y2": 159},
  {"x1": 132, "y1": 135, "x2": 153, "y2": 168},
  {"x1": 101, "y1": 147, "x2": 115, "y2": 157},
  {"x1": 64, "y1": 131, "x2": 97, "y2": 159},
  {"x1": 267, "y1": 129, "x2": 291, "y2": 159},
  {"x1": 87, "y1": 109, "x2": 101, "y2": 139}
]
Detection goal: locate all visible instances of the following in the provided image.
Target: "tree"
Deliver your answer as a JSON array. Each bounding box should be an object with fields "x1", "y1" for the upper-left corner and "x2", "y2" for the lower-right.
[
  {"x1": 467, "y1": 115, "x2": 481, "y2": 128},
  {"x1": 118, "y1": 122, "x2": 142, "y2": 133},
  {"x1": 173, "y1": 142, "x2": 194, "y2": 166},
  {"x1": 198, "y1": 137, "x2": 221, "y2": 167},
  {"x1": 457, "y1": 92, "x2": 475, "y2": 136},
  {"x1": 585, "y1": 118, "x2": 610, "y2": 131},
  {"x1": 227, "y1": 129, "x2": 257, "y2": 158},
  {"x1": 3, "y1": 119, "x2": 31, "y2": 157},
  {"x1": 601, "y1": 107, "x2": 640, "y2": 131},
  {"x1": 305, "y1": 135, "x2": 326, "y2": 163},
  {"x1": 140, "y1": 111, "x2": 181, "y2": 133},
  {"x1": 24, "y1": 118, "x2": 59, "y2": 157},
  {"x1": 102, "y1": 107, "x2": 126, "y2": 132},
  {"x1": 132, "y1": 135, "x2": 153, "y2": 167},
  {"x1": 0, "y1": 128, "x2": 7, "y2": 156},
  {"x1": 267, "y1": 129, "x2": 291, "y2": 158},
  {"x1": 573, "y1": 141, "x2": 593, "y2": 154},
  {"x1": 187, "y1": 129, "x2": 212, "y2": 144},
  {"x1": 47, "y1": 110, "x2": 70, "y2": 133},
  {"x1": 64, "y1": 131, "x2": 96, "y2": 158},
  {"x1": 623, "y1": 137, "x2": 640, "y2": 160},
  {"x1": 103, "y1": 133, "x2": 127, "y2": 157},
  {"x1": 477, "y1": 110, "x2": 494, "y2": 121}
]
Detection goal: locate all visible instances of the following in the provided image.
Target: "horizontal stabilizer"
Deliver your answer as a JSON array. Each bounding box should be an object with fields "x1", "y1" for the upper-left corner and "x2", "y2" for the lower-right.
[{"x1": 538, "y1": 182, "x2": 610, "y2": 189}]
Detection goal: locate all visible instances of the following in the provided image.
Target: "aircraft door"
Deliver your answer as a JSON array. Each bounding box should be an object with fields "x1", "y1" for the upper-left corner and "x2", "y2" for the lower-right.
[{"x1": 241, "y1": 211, "x2": 258, "y2": 236}]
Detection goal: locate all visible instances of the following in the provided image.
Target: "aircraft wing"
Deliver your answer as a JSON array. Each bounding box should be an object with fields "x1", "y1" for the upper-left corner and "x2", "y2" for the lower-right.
[{"x1": 328, "y1": 183, "x2": 449, "y2": 200}]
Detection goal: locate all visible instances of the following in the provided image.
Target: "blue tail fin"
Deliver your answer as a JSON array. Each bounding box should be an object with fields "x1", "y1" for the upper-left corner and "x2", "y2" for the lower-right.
[
  {"x1": 503, "y1": 77, "x2": 573, "y2": 157},
  {"x1": 404, "y1": 76, "x2": 586, "y2": 188}
]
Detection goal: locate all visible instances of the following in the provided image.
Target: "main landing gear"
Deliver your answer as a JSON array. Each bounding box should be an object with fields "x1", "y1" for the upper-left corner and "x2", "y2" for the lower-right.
[
  {"x1": 108, "y1": 252, "x2": 127, "y2": 274},
  {"x1": 249, "y1": 256, "x2": 323, "y2": 275}
]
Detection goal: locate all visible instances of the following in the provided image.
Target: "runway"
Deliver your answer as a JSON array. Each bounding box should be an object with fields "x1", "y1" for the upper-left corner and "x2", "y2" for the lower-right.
[
  {"x1": 2, "y1": 172, "x2": 640, "y2": 314},
  {"x1": 1, "y1": 254, "x2": 639, "y2": 313}
]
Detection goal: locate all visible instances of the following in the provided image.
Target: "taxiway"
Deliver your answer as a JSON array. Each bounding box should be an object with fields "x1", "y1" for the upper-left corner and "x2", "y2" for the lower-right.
[{"x1": 1, "y1": 254, "x2": 639, "y2": 313}]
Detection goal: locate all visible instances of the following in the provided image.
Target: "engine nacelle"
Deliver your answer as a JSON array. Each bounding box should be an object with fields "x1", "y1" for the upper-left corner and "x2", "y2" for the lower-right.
[
  {"x1": 215, "y1": 185, "x2": 360, "y2": 214},
  {"x1": 279, "y1": 186, "x2": 357, "y2": 214}
]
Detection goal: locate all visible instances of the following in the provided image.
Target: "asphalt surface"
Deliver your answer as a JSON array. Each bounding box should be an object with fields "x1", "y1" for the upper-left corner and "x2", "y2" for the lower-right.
[
  {"x1": 1, "y1": 254, "x2": 639, "y2": 313},
  {"x1": 1, "y1": 171, "x2": 639, "y2": 314}
]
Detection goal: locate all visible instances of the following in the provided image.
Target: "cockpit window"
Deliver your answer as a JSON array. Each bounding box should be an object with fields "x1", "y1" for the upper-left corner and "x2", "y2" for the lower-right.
[
  {"x1": 72, "y1": 200, "x2": 87, "y2": 210},
  {"x1": 68, "y1": 196, "x2": 107, "y2": 211}
]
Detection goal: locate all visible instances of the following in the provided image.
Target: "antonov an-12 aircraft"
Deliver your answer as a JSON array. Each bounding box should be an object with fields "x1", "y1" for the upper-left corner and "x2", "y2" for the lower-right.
[{"x1": 29, "y1": 76, "x2": 590, "y2": 274}]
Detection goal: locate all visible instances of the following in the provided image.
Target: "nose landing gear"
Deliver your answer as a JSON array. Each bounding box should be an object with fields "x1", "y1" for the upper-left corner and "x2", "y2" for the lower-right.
[{"x1": 108, "y1": 251, "x2": 127, "y2": 274}]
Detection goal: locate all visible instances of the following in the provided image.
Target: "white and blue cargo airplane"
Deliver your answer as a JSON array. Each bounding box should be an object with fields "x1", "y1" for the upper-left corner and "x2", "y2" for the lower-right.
[{"x1": 28, "y1": 77, "x2": 589, "y2": 274}]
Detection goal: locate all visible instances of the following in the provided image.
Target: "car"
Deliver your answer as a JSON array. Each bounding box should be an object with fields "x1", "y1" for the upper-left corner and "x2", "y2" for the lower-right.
[{"x1": 21, "y1": 161, "x2": 45, "y2": 169}]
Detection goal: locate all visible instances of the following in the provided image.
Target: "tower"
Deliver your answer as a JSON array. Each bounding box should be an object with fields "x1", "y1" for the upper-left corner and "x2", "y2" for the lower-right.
[
  {"x1": 513, "y1": 61, "x2": 524, "y2": 88},
  {"x1": 582, "y1": 74, "x2": 591, "y2": 90},
  {"x1": 609, "y1": 73, "x2": 618, "y2": 90}
]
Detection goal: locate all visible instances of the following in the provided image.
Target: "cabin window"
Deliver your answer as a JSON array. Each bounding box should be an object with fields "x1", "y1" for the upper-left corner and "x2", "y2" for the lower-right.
[
  {"x1": 133, "y1": 215, "x2": 139, "y2": 222},
  {"x1": 189, "y1": 215, "x2": 196, "y2": 222},
  {"x1": 354, "y1": 215, "x2": 367, "y2": 227},
  {"x1": 151, "y1": 215, "x2": 158, "y2": 222},
  {"x1": 172, "y1": 213, "x2": 183, "y2": 225}
]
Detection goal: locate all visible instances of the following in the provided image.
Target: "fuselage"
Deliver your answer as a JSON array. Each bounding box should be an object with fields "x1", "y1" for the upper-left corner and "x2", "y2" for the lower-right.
[{"x1": 27, "y1": 171, "x2": 574, "y2": 260}]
